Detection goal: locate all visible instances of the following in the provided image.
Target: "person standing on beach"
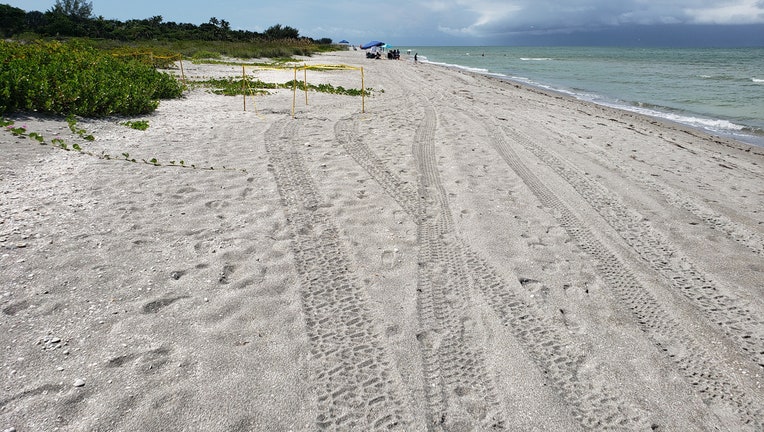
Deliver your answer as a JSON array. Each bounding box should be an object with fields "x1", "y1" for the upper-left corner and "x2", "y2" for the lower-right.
[{"x1": 414, "y1": 53, "x2": 418, "y2": 63}]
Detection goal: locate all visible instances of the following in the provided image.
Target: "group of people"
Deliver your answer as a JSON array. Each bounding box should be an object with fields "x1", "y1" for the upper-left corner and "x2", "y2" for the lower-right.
[
  {"x1": 364, "y1": 47, "x2": 418, "y2": 63},
  {"x1": 365, "y1": 47, "x2": 404, "y2": 60}
]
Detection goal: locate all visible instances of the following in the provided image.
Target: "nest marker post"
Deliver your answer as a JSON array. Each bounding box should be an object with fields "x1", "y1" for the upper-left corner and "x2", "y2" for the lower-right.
[
  {"x1": 292, "y1": 67, "x2": 297, "y2": 118},
  {"x1": 242, "y1": 65, "x2": 247, "y2": 111},
  {"x1": 361, "y1": 67, "x2": 365, "y2": 113},
  {"x1": 179, "y1": 54, "x2": 186, "y2": 84},
  {"x1": 304, "y1": 64, "x2": 309, "y2": 105}
]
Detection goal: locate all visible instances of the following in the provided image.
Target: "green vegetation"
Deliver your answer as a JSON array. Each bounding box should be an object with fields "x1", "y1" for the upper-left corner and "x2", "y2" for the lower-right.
[
  {"x1": 0, "y1": 2, "x2": 336, "y2": 55},
  {"x1": 89, "y1": 38, "x2": 332, "y2": 61},
  {"x1": 196, "y1": 77, "x2": 371, "y2": 97},
  {"x1": 287, "y1": 81, "x2": 370, "y2": 97},
  {"x1": 2, "y1": 117, "x2": 248, "y2": 173},
  {"x1": 67, "y1": 114, "x2": 95, "y2": 140},
  {"x1": 0, "y1": 2, "x2": 345, "y2": 118},
  {"x1": 121, "y1": 120, "x2": 150, "y2": 130},
  {"x1": 191, "y1": 50, "x2": 222, "y2": 60},
  {"x1": 0, "y1": 40, "x2": 184, "y2": 117},
  {"x1": 107, "y1": 45, "x2": 182, "y2": 68},
  {"x1": 199, "y1": 78, "x2": 278, "y2": 96}
]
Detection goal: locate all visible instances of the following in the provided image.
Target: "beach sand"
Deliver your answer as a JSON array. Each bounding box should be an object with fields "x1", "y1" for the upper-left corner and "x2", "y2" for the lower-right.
[{"x1": 1, "y1": 50, "x2": 762, "y2": 431}]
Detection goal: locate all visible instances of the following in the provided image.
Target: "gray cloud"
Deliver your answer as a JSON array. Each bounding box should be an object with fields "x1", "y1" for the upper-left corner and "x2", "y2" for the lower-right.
[
  {"x1": 419, "y1": 0, "x2": 764, "y2": 38},
  {"x1": 8, "y1": 0, "x2": 760, "y2": 46}
]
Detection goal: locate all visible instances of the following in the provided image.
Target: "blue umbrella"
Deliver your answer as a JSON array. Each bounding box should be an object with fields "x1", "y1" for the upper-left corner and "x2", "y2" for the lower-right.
[
  {"x1": 339, "y1": 39, "x2": 350, "y2": 44},
  {"x1": 360, "y1": 40, "x2": 385, "y2": 49}
]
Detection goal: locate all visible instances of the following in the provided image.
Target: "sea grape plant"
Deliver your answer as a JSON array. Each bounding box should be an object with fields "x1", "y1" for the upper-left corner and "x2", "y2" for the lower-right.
[{"x1": 0, "y1": 40, "x2": 184, "y2": 117}]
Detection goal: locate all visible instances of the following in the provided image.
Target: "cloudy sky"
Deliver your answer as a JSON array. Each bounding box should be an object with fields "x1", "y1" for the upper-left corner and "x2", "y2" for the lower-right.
[{"x1": 6, "y1": 0, "x2": 764, "y2": 46}]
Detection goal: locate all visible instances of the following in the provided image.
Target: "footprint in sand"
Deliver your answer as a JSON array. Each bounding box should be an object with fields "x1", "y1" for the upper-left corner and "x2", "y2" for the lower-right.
[{"x1": 381, "y1": 249, "x2": 398, "y2": 268}]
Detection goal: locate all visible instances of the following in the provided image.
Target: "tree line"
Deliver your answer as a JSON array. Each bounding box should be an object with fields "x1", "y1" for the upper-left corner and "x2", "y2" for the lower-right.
[{"x1": 0, "y1": 1, "x2": 333, "y2": 44}]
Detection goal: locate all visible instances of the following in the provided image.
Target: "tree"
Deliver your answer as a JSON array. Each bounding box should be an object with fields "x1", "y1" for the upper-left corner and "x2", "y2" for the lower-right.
[
  {"x1": 26, "y1": 11, "x2": 47, "y2": 31},
  {"x1": 50, "y1": 0, "x2": 93, "y2": 20},
  {"x1": 264, "y1": 24, "x2": 299, "y2": 40},
  {"x1": 0, "y1": 4, "x2": 26, "y2": 36},
  {"x1": 147, "y1": 15, "x2": 163, "y2": 27}
]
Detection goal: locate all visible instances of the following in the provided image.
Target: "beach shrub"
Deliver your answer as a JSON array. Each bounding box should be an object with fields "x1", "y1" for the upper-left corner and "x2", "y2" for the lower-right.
[
  {"x1": 199, "y1": 78, "x2": 277, "y2": 95},
  {"x1": 0, "y1": 40, "x2": 184, "y2": 117},
  {"x1": 283, "y1": 80, "x2": 368, "y2": 96},
  {"x1": 108, "y1": 46, "x2": 181, "y2": 69},
  {"x1": 196, "y1": 77, "x2": 369, "y2": 97}
]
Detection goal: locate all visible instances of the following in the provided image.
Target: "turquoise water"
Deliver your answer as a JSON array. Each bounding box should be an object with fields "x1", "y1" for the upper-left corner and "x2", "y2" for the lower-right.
[{"x1": 404, "y1": 46, "x2": 764, "y2": 146}]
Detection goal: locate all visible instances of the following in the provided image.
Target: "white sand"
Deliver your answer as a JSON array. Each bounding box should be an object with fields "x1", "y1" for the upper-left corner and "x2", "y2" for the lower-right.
[{"x1": 1, "y1": 50, "x2": 762, "y2": 431}]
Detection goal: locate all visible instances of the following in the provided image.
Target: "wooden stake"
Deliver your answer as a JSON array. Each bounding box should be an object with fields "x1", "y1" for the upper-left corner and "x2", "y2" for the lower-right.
[
  {"x1": 179, "y1": 54, "x2": 186, "y2": 84},
  {"x1": 304, "y1": 64, "x2": 308, "y2": 105},
  {"x1": 361, "y1": 67, "x2": 365, "y2": 113},
  {"x1": 292, "y1": 67, "x2": 297, "y2": 118}
]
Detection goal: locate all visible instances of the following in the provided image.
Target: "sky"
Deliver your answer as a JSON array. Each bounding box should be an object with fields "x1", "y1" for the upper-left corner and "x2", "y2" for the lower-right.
[{"x1": 5, "y1": 0, "x2": 764, "y2": 46}]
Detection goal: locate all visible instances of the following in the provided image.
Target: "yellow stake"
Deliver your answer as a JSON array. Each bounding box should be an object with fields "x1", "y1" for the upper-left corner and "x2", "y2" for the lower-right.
[
  {"x1": 361, "y1": 67, "x2": 365, "y2": 113},
  {"x1": 292, "y1": 67, "x2": 297, "y2": 118},
  {"x1": 304, "y1": 64, "x2": 308, "y2": 105},
  {"x1": 242, "y1": 65, "x2": 247, "y2": 111}
]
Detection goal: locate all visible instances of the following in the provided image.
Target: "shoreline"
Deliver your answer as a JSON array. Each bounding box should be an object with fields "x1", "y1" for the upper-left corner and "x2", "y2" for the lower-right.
[
  {"x1": 470, "y1": 66, "x2": 764, "y2": 155},
  {"x1": 1, "y1": 50, "x2": 762, "y2": 431},
  {"x1": 414, "y1": 50, "x2": 764, "y2": 148},
  {"x1": 417, "y1": 57, "x2": 764, "y2": 158}
]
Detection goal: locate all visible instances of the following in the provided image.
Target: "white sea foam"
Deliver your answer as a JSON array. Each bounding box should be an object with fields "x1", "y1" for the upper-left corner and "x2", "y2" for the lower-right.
[
  {"x1": 413, "y1": 46, "x2": 764, "y2": 147},
  {"x1": 610, "y1": 104, "x2": 746, "y2": 133},
  {"x1": 503, "y1": 74, "x2": 754, "y2": 140},
  {"x1": 422, "y1": 59, "x2": 491, "y2": 75},
  {"x1": 484, "y1": 70, "x2": 750, "y2": 138}
]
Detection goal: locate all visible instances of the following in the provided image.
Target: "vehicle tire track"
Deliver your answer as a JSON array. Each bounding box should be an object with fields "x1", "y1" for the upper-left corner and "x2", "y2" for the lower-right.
[
  {"x1": 634, "y1": 173, "x2": 763, "y2": 255},
  {"x1": 413, "y1": 106, "x2": 507, "y2": 430},
  {"x1": 490, "y1": 124, "x2": 763, "y2": 430},
  {"x1": 502, "y1": 124, "x2": 764, "y2": 368},
  {"x1": 264, "y1": 117, "x2": 412, "y2": 431},
  {"x1": 578, "y1": 142, "x2": 764, "y2": 256},
  {"x1": 336, "y1": 109, "x2": 648, "y2": 430},
  {"x1": 334, "y1": 118, "x2": 419, "y2": 217}
]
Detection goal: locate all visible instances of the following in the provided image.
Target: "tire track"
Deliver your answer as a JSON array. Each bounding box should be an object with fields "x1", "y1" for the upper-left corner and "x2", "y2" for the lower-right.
[
  {"x1": 334, "y1": 119, "x2": 419, "y2": 217},
  {"x1": 342, "y1": 62, "x2": 762, "y2": 428},
  {"x1": 637, "y1": 173, "x2": 763, "y2": 255},
  {"x1": 413, "y1": 106, "x2": 507, "y2": 430},
  {"x1": 578, "y1": 141, "x2": 764, "y2": 256},
  {"x1": 264, "y1": 118, "x2": 412, "y2": 431},
  {"x1": 503, "y1": 124, "x2": 764, "y2": 368},
  {"x1": 336, "y1": 109, "x2": 648, "y2": 430},
  {"x1": 490, "y1": 124, "x2": 763, "y2": 430}
]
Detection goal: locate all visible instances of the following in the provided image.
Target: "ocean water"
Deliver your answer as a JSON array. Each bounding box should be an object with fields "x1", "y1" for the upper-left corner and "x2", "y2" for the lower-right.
[{"x1": 403, "y1": 46, "x2": 764, "y2": 146}]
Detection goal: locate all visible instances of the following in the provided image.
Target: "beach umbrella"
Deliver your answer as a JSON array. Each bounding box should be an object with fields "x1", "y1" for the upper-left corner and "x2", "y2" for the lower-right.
[
  {"x1": 339, "y1": 39, "x2": 349, "y2": 44},
  {"x1": 360, "y1": 40, "x2": 385, "y2": 49}
]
